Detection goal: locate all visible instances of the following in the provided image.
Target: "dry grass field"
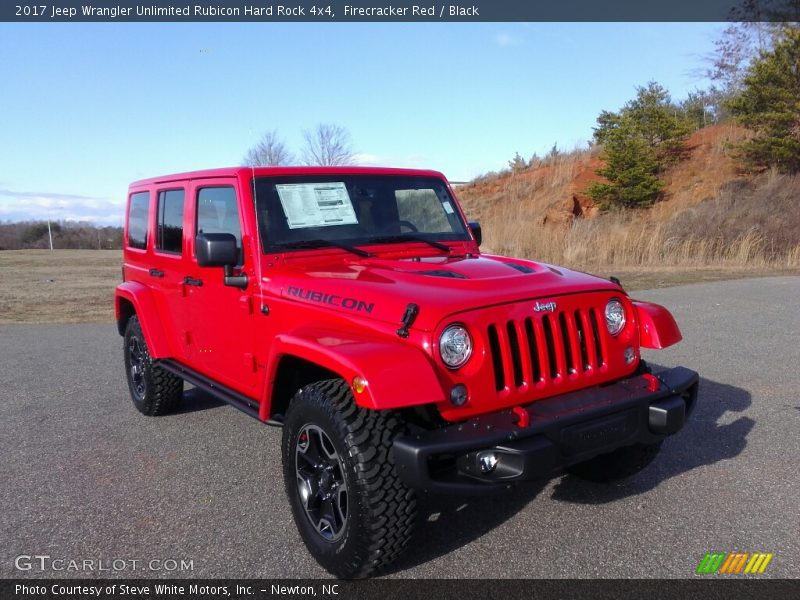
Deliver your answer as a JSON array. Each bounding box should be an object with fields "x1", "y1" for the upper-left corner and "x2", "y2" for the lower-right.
[
  {"x1": 0, "y1": 250, "x2": 794, "y2": 324},
  {"x1": 0, "y1": 250, "x2": 121, "y2": 324}
]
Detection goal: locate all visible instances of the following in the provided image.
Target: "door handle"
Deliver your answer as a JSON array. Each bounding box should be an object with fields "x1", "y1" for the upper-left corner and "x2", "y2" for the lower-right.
[
  {"x1": 183, "y1": 276, "x2": 203, "y2": 287},
  {"x1": 148, "y1": 268, "x2": 164, "y2": 278}
]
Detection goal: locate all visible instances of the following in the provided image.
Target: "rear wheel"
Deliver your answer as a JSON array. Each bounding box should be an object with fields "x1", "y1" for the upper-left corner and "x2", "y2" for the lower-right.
[
  {"x1": 123, "y1": 315, "x2": 183, "y2": 416},
  {"x1": 566, "y1": 442, "x2": 663, "y2": 482},
  {"x1": 282, "y1": 379, "x2": 416, "y2": 578}
]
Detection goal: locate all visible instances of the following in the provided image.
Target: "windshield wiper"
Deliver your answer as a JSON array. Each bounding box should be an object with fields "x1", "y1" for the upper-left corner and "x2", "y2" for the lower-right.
[
  {"x1": 275, "y1": 239, "x2": 374, "y2": 257},
  {"x1": 370, "y1": 234, "x2": 451, "y2": 253}
]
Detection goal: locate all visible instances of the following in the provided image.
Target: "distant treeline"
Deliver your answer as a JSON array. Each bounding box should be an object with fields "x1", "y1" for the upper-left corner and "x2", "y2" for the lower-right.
[{"x1": 0, "y1": 221, "x2": 123, "y2": 250}]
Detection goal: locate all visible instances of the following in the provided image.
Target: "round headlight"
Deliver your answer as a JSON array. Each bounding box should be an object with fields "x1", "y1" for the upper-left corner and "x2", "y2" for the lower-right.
[
  {"x1": 439, "y1": 324, "x2": 473, "y2": 369},
  {"x1": 605, "y1": 298, "x2": 626, "y2": 336}
]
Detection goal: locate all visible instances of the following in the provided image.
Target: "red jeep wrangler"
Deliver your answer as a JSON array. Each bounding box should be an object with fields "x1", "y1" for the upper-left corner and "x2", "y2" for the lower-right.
[{"x1": 116, "y1": 167, "x2": 698, "y2": 578}]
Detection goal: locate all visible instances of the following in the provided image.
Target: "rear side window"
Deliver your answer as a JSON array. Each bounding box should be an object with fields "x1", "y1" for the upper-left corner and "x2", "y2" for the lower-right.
[
  {"x1": 156, "y1": 189, "x2": 185, "y2": 254},
  {"x1": 127, "y1": 191, "x2": 150, "y2": 250},
  {"x1": 197, "y1": 187, "x2": 242, "y2": 261}
]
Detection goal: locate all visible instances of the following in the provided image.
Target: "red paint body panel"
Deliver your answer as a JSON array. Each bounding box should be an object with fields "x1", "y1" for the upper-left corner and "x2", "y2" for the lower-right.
[
  {"x1": 116, "y1": 166, "x2": 686, "y2": 423},
  {"x1": 115, "y1": 281, "x2": 171, "y2": 358},
  {"x1": 633, "y1": 300, "x2": 683, "y2": 349},
  {"x1": 263, "y1": 328, "x2": 445, "y2": 414}
]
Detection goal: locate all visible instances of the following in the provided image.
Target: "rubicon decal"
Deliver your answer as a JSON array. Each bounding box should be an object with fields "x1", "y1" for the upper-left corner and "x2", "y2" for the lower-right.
[
  {"x1": 696, "y1": 552, "x2": 774, "y2": 574},
  {"x1": 286, "y1": 286, "x2": 374, "y2": 314}
]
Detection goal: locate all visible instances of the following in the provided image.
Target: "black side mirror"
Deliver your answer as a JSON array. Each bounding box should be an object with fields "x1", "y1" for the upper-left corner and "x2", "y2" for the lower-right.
[
  {"x1": 197, "y1": 232, "x2": 238, "y2": 267},
  {"x1": 468, "y1": 221, "x2": 482, "y2": 246},
  {"x1": 196, "y1": 233, "x2": 247, "y2": 289}
]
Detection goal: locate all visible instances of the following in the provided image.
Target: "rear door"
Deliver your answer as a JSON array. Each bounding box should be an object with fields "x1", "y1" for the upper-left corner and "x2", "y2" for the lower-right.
[
  {"x1": 150, "y1": 186, "x2": 192, "y2": 360},
  {"x1": 184, "y1": 178, "x2": 258, "y2": 396}
]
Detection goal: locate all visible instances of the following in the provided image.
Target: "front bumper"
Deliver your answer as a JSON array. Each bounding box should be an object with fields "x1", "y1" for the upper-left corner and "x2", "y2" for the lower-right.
[{"x1": 393, "y1": 366, "x2": 699, "y2": 493}]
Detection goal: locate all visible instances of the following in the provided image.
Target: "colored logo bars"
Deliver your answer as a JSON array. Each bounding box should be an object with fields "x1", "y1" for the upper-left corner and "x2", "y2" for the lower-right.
[{"x1": 696, "y1": 552, "x2": 774, "y2": 575}]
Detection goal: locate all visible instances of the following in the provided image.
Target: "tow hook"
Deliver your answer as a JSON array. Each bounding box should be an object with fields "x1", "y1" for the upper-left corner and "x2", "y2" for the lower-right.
[{"x1": 512, "y1": 406, "x2": 530, "y2": 428}]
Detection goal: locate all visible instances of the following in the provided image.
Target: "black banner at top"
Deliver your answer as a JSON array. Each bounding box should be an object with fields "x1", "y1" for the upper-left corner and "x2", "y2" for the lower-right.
[{"x1": 4, "y1": 0, "x2": 800, "y2": 22}]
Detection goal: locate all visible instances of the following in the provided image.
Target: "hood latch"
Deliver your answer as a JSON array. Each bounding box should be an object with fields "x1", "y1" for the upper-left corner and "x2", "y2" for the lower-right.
[{"x1": 396, "y1": 303, "x2": 419, "y2": 338}]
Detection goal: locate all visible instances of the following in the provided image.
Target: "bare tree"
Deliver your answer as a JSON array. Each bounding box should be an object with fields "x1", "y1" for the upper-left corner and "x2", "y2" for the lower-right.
[
  {"x1": 301, "y1": 123, "x2": 357, "y2": 166},
  {"x1": 706, "y1": 24, "x2": 757, "y2": 98},
  {"x1": 243, "y1": 130, "x2": 294, "y2": 166}
]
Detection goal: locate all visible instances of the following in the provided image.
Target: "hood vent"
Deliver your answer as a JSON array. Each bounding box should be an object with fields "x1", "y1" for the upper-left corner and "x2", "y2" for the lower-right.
[
  {"x1": 419, "y1": 269, "x2": 467, "y2": 279},
  {"x1": 505, "y1": 263, "x2": 535, "y2": 274}
]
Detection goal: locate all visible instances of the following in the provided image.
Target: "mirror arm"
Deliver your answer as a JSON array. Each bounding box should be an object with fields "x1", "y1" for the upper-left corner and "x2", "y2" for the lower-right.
[{"x1": 223, "y1": 264, "x2": 248, "y2": 290}]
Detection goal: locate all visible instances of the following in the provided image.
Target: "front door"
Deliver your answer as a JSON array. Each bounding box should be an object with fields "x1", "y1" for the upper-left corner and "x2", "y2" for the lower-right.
[{"x1": 185, "y1": 179, "x2": 258, "y2": 397}]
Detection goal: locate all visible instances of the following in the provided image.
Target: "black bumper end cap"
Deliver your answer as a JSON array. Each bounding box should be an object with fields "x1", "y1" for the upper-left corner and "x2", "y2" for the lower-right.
[{"x1": 648, "y1": 396, "x2": 686, "y2": 435}]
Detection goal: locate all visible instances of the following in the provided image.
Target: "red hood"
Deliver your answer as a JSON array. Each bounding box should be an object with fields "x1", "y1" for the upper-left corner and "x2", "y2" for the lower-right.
[{"x1": 267, "y1": 251, "x2": 623, "y2": 332}]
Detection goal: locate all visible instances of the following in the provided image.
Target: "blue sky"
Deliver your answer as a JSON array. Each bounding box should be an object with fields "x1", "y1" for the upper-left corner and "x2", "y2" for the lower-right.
[{"x1": 0, "y1": 22, "x2": 724, "y2": 225}]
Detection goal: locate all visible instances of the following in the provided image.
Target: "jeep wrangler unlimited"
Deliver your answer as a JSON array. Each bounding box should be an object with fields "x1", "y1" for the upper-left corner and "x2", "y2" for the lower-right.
[{"x1": 116, "y1": 167, "x2": 698, "y2": 578}]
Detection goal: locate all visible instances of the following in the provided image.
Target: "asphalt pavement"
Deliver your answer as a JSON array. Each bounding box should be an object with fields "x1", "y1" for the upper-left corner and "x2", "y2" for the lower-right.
[{"x1": 1, "y1": 276, "x2": 798, "y2": 578}]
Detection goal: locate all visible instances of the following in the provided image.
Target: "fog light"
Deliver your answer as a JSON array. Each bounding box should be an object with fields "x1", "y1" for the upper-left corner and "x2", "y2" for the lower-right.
[
  {"x1": 478, "y1": 451, "x2": 498, "y2": 474},
  {"x1": 624, "y1": 346, "x2": 636, "y2": 364},
  {"x1": 450, "y1": 384, "x2": 468, "y2": 406},
  {"x1": 352, "y1": 376, "x2": 368, "y2": 394}
]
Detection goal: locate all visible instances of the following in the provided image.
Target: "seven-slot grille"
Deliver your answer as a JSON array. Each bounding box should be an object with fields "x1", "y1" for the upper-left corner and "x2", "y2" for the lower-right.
[{"x1": 486, "y1": 308, "x2": 606, "y2": 392}]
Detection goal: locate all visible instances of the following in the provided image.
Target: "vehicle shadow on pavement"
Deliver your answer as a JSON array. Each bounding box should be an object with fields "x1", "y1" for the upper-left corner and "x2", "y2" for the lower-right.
[
  {"x1": 388, "y1": 368, "x2": 754, "y2": 573},
  {"x1": 551, "y1": 369, "x2": 754, "y2": 504},
  {"x1": 173, "y1": 387, "x2": 226, "y2": 414},
  {"x1": 386, "y1": 480, "x2": 549, "y2": 575}
]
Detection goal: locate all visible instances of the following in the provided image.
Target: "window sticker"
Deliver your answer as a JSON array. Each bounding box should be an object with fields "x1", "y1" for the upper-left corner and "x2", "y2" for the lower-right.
[
  {"x1": 442, "y1": 201, "x2": 455, "y2": 214},
  {"x1": 276, "y1": 182, "x2": 358, "y2": 229}
]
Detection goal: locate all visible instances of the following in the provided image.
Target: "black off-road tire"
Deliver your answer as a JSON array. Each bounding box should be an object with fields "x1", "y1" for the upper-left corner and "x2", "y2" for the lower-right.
[
  {"x1": 282, "y1": 379, "x2": 417, "y2": 579},
  {"x1": 566, "y1": 441, "x2": 663, "y2": 482},
  {"x1": 123, "y1": 315, "x2": 183, "y2": 416}
]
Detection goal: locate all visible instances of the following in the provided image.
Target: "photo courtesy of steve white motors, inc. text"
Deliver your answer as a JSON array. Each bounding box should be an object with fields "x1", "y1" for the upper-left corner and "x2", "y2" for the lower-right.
[
  {"x1": 14, "y1": 584, "x2": 342, "y2": 598},
  {"x1": 15, "y1": 3, "x2": 480, "y2": 19}
]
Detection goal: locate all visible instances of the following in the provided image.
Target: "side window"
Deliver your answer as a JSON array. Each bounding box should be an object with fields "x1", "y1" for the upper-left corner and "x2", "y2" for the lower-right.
[
  {"x1": 156, "y1": 189, "x2": 185, "y2": 254},
  {"x1": 197, "y1": 186, "x2": 242, "y2": 262},
  {"x1": 127, "y1": 191, "x2": 150, "y2": 250}
]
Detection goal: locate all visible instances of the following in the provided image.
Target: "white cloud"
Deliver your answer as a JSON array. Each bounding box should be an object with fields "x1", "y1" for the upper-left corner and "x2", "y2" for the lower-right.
[
  {"x1": 495, "y1": 32, "x2": 521, "y2": 48},
  {"x1": 0, "y1": 190, "x2": 124, "y2": 225},
  {"x1": 353, "y1": 153, "x2": 383, "y2": 166},
  {"x1": 353, "y1": 153, "x2": 431, "y2": 169}
]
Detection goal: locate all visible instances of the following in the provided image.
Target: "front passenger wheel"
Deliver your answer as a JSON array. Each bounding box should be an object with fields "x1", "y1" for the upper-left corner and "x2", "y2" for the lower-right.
[{"x1": 282, "y1": 379, "x2": 416, "y2": 578}]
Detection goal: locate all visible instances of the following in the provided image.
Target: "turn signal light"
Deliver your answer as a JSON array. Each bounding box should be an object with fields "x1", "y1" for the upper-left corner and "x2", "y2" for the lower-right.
[{"x1": 352, "y1": 376, "x2": 368, "y2": 394}]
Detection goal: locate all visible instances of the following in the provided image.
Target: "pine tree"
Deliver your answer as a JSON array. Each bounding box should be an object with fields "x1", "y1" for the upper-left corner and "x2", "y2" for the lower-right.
[
  {"x1": 728, "y1": 26, "x2": 800, "y2": 173},
  {"x1": 508, "y1": 152, "x2": 527, "y2": 172},
  {"x1": 587, "y1": 82, "x2": 692, "y2": 209}
]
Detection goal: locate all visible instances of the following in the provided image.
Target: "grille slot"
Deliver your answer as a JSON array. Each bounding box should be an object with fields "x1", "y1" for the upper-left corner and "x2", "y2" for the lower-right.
[
  {"x1": 559, "y1": 313, "x2": 575, "y2": 375},
  {"x1": 574, "y1": 309, "x2": 590, "y2": 370},
  {"x1": 485, "y1": 305, "x2": 608, "y2": 393},
  {"x1": 589, "y1": 308, "x2": 605, "y2": 366},
  {"x1": 542, "y1": 315, "x2": 558, "y2": 380},
  {"x1": 506, "y1": 321, "x2": 524, "y2": 387},
  {"x1": 487, "y1": 325, "x2": 505, "y2": 391},
  {"x1": 524, "y1": 318, "x2": 541, "y2": 382}
]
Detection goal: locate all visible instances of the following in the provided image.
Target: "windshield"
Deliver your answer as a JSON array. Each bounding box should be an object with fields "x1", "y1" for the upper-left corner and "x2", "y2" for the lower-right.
[{"x1": 253, "y1": 175, "x2": 470, "y2": 253}]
